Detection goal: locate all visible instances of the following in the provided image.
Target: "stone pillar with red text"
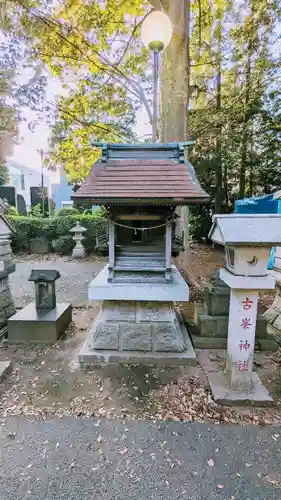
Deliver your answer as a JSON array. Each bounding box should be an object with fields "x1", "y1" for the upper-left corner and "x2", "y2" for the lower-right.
[{"x1": 226, "y1": 290, "x2": 258, "y2": 392}]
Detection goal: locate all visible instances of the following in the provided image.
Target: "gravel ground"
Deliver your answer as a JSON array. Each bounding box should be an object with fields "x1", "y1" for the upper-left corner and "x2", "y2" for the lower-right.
[
  {"x1": 10, "y1": 259, "x2": 105, "y2": 307},
  {"x1": 0, "y1": 417, "x2": 281, "y2": 500}
]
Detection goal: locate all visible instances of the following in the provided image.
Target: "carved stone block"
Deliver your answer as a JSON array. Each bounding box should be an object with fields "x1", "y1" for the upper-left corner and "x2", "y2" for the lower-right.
[
  {"x1": 91, "y1": 323, "x2": 119, "y2": 350},
  {"x1": 138, "y1": 301, "x2": 171, "y2": 322},
  {"x1": 102, "y1": 301, "x2": 136, "y2": 322},
  {"x1": 152, "y1": 323, "x2": 185, "y2": 352},
  {"x1": 120, "y1": 324, "x2": 152, "y2": 351}
]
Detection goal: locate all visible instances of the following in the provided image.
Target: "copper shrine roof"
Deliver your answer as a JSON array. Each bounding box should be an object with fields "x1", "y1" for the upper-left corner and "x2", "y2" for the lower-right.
[{"x1": 72, "y1": 142, "x2": 210, "y2": 206}]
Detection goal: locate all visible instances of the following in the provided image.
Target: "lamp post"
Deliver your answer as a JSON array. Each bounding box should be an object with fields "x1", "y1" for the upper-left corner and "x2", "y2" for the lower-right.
[{"x1": 141, "y1": 11, "x2": 172, "y2": 142}]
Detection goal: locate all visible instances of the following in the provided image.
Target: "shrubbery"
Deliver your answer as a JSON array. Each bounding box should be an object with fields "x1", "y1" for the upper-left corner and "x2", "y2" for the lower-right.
[
  {"x1": 9, "y1": 209, "x2": 107, "y2": 254},
  {"x1": 55, "y1": 207, "x2": 80, "y2": 217}
]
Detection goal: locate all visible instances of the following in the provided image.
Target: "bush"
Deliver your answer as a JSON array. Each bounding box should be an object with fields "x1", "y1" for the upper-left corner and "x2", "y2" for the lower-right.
[
  {"x1": 55, "y1": 207, "x2": 80, "y2": 217},
  {"x1": 9, "y1": 209, "x2": 107, "y2": 254},
  {"x1": 188, "y1": 205, "x2": 212, "y2": 242},
  {"x1": 7, "y1": 206, "x2": 19, "y2": 216},
  {"x1": 52, "y1": 236, "x2": 75, "y2": 254}
]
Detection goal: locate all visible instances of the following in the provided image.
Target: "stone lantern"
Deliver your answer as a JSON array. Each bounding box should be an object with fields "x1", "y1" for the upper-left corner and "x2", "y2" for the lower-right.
[
  {"x1": 28, "y1": 269, "x2": 61, "y2": 310},
  {"x1": 70, "y1": 221, "x2": 86, "y2": 258},
  {"x1": 208, "y1": 214, "x2": 281, "y2": 404}
]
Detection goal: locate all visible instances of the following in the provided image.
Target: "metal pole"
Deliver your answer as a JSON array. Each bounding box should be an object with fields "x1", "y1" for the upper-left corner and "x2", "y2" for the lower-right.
[
  {"x1": 40, "y1": 149, "x2": 45, "y2": 215},
  {"x1": 152, "y1": 49, "x2": 160, "y2": 142}
]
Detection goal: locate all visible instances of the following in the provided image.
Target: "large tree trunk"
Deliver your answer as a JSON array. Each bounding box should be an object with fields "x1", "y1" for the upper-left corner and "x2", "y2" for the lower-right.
[
  {"x1": 149, "y1": 0, "x2": 189, "y2": 142},
  {"x1": 214, "y1": 19, "x2": 222, "y2": 213},
  {"x1": 239, "y1": 13, "x2": 252, "y2": 199}
]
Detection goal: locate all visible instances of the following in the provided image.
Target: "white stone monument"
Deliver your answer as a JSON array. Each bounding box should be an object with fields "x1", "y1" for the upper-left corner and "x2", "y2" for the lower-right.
[
  {"x1": 207, "y1": 214, "x2": 281, "y2": 405},
  {"x1": 70, "y1": 222, "x2": 86, "y2": 258}
]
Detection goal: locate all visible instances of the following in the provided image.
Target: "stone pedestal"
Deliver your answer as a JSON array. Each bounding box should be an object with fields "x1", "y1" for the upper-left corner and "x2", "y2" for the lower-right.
[
  {"x1": 0, "y1": 232, "x2": 16, "y2": 331},
  {"x1": 263, "y1": 278, "x2": 281, "y2": 344},
  {"x1": 193, "y1": 271, "x2": 277, "y2": 351},
  {"x1": 8, "y1": 303, "x2": 72, "y2": 343},
  {"x1": 79, "y1": 265, "x2": 196, "y2": 366},
  {"x1": 205, "y1": 269, "x2": 275, "y2": 405}
]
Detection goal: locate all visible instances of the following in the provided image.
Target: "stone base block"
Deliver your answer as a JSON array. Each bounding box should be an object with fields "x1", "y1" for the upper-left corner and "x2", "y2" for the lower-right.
[
  {"x1": 191, "y1": 335, "x2": 227, "y2": 349},
  {"x1": 204, "y1": 289, "x2": 230, "y2": 317},
  {"x1": 257, "y1": 337, "x2": 279, "y2": 351},
  {"x1": 191, "y1": 335, "x2": 263, "y2": 350},
  {"x1": 72, "y1": 247, "x2": 85, "y2": 259},
  {"x1": 89, "y1": 301, "x2": 187, "y2": 353},
  {"x1": 198, "y1": 314, "x2": 228, "y2": 338},
  {"x1": 206, "y1": 370, "x2": 274, "y2": 407},
  {"x1": 0, "y1": 278, "x2": 16, "y2": 329},
  {"x1": 80, "y1": 299, "x2": 196, "y2": 366},
  {"x1": 196, "y1": 313, "x2": 268, "y2": 340},
  {"x1": 79, "y1": 321, "x2": 196, "y2": 367},
  {"x1": 7, "y1": 302, "x2": 72, "y2": 343},
  {"x1": 0, "y1": 360, "x2": 12, "y2": 382}
]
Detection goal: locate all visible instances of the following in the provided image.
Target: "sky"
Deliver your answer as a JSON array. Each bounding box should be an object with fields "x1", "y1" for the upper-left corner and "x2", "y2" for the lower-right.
[{"x1": 10, "y1": 76, "x2": 151, "y2": 174}]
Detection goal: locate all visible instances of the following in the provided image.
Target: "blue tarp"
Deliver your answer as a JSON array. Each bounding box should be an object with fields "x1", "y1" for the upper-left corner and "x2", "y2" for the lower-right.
[
  {"x1": 235, "y1": 193, "x2": 281, "y2": 269},
  {"x1": 235, "y1": 193, "x2": 279, "y2": 214}
]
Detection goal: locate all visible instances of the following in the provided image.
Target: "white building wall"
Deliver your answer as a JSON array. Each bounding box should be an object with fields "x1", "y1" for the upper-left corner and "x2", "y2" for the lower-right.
[{"x1": 7, "y1": 161, "x2": 49, "y2": 210}]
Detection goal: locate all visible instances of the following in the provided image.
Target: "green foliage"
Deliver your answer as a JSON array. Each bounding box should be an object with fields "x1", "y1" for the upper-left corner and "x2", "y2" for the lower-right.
[
  {"x1": 9, "y1": 210, "x2": 107, "y2": 254},
  {"x1": 7, "y1": 205, "x2": 19, "y2": 216},
  {"x1": 30, "y1": 203, "x2": 44, "y2": 218},
  {"x1": 189, "y1": 0, "x2": 281, "y2": 224},
  {"x1": 52, "y1": 236, "x2": 75, "y2": 255},
  {"x1": 11, "y1": 0, "x2": 149, "y2": 182},
  {"x1": 55, "y1": 207, "x2": 80, "y2": 217}
]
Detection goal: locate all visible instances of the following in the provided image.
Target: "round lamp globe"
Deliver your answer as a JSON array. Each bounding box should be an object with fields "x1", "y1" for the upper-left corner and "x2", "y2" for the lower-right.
[{"x1": 141, "y1": 11, "x2": 173, "y2": 51}]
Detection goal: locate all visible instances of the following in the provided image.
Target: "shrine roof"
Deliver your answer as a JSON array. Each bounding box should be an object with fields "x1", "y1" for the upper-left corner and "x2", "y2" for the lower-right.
[
  {"x1": 72, "y1": 142, "x2": 210, "y2": 206},
  {"x1": 28, "y1": 269, "x2": 61, "y2": 282},
  {"x1": 209, "y1": 214, "x2": 281, "y2": 246}
]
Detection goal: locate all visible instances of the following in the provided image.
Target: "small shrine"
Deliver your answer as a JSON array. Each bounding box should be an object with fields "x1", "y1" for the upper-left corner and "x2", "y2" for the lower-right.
[
  {"x1": 73, "y1": 142, "x2": 209, "y2": 365},
  {"x1": 207, "y1": 213, "x2": 281, "y2": 405},
  {"x1": 29, "y1": 269, "x2": 61, "y2": 310}
]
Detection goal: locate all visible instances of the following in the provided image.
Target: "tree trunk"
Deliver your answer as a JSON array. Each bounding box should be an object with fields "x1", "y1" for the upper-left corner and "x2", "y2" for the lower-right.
[
  {"x1": 223, "y1": 161, "x2": 228, "y2": 208},
  {"x1": 249, "y1": 123, "x2": 254, "y2": 196},
  {"x1": 159, "y1": 0, "x2": 190, "y2": 142},
  {"x1": 239, "y1": 23, "x2": 252, "y2": 198},
  {"x1": 214, "y1": 19, "x2": 222, "y2": 213}
]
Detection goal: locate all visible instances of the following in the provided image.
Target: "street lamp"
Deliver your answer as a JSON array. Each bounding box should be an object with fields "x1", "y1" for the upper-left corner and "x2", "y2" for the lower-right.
[{"x1": 141, "y1": 11, "x2": 172, "y2": 142}]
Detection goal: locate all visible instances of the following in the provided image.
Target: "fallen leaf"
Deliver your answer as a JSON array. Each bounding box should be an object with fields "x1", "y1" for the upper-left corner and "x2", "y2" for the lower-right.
[
  {"x1": 119, "y1": 448, "x2": 128, "y2": 455},
  {"x1": 207, "y1": 459, "x2": 214, "y2": 467},
  {"x1": 265, "y1": 475, "x2": 281, "y2": 486}
]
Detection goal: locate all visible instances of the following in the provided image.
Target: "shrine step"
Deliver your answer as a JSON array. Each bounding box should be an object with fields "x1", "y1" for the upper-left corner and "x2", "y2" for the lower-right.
[{"x1": 113, "y1": 266, "x2": 166, "y2": 272}]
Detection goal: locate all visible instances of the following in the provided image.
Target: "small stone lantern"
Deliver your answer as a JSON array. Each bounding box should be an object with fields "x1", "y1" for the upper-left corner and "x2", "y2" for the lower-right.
[
  {"x1": 28, "y1": 269, "x2": 61, "y2": 310},
  {"x1": 70, "y1": 222, "x2": 86, "y2": 258},
  {"x1": 208, "y1": 214, "x2": 281, "y2": 404}
]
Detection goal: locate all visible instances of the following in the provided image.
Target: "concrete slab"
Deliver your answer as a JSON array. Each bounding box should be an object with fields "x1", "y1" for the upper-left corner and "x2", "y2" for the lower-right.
[
  {"x1": 206, "y1": 370, "x2": 274, "y2": 407},
  {"x1": 219, "y1": 268, "x2": 275, "y2": 290},
  {"x1": 88, "y1": 265, "x2": 190, "y2": 302},
  {"x1": 7, "y1": 302, "x2": 72, "y2": 343},
  {"x1": 0, "y1": 360, "x2": 12, "y2": 382},
  {"x1": 79, "y1": 321, "x2": 197, "y2": 367}
]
